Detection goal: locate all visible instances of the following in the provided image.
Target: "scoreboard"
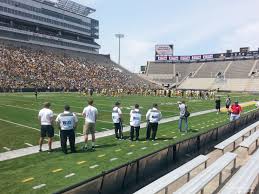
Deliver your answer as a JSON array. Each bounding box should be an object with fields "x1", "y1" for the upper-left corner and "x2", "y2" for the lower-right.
[{"x1": 155, "y1": 45, "x2": 174, "y2": 61}]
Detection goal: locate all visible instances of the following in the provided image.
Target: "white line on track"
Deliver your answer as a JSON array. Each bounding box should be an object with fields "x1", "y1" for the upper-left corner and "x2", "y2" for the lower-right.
[
  {"x1": 25, "y1": 143, "x2": 33, "y2": 147},
  {"x1": 33, "y1": 184, "x2": 46, "y2": 190},
  {"x1": 0, "y1": 118, "x2": 59, "y2": 137},
  {"x1": 3, "y1": 147, "x2": 11, "y2": 151},
  {"x1": 65, "y1": 173, "x2": 75, "y2": 178}
]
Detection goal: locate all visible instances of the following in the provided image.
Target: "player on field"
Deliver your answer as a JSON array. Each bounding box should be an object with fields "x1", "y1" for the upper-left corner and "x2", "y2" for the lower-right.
[
  {"x1": 112, "y1": 102, "x2": 123, "y2": 140},
  {"x1": 146, "y1": 103, "x2": 162, "y2": 141},
  {"x1": 34, "y1": 89, "x2": 38, "y2": 100},
  {"x1": 56, "y1": 105, "x2": 78, "y2": 154},
  {"x1": 82, "y1": 99, "x2": 98, "y2": 150},
  {"x1": 130, "y1": 104, "x2": 141, "y2": 141},
  {"x1": 38, "y1": 102, "x2": 54, "y2": 152}
]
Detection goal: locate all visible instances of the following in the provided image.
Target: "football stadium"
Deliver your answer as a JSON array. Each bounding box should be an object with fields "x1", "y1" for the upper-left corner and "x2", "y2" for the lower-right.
[{"x1": 0, "y1": 0, "x2": 259, "y2": 194}]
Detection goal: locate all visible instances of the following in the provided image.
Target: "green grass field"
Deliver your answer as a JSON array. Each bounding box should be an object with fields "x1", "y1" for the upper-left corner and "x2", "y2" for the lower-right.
[{"x1": 0, "y1": 92, "x2": 258, "y2": 194}]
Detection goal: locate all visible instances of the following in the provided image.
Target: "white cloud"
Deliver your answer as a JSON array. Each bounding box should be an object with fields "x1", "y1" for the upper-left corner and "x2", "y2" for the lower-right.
[{"x1": 219, "y1": 21, "x2": 259, "y2": 51}]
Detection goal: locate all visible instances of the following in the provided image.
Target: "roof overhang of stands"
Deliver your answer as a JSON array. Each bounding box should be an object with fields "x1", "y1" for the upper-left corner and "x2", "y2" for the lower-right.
[{"x1": 56, "y1": 0, "x2": 95, "y2": 17}]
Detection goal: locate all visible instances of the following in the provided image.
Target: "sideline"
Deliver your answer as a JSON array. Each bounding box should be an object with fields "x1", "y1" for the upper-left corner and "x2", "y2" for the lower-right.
[{"x1": 0, "y1": 101, "x2": 256, "y2": 162}]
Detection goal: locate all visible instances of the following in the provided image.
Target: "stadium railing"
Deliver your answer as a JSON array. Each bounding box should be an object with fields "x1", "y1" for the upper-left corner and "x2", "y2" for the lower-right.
[{"x1": 54, "y1": 110, "x2": 259, "y2": 194}]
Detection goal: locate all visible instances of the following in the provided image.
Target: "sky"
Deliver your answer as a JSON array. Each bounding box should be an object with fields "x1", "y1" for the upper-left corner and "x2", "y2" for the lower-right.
[{"x1": 70, "y1": 0, "x2": 259, "y2": 72}]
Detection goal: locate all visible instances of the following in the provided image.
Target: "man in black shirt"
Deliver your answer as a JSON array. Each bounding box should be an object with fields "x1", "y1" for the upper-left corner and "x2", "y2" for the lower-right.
[{"x1": 215, "y1": 96, "x2": 221, "y2": 114}]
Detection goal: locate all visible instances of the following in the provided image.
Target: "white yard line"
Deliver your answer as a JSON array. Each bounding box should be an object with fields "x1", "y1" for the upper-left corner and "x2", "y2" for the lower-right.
[
  {"x1": 0, "y1": 107, "x2": 231, "y2": 162},
  {"x1": 65, "y1": 173, "x2": 75, "y2": 178},
  {"x1": 0, "y1": 118, "x2": 59, "y2": 137},
  {"x1": 33, "y1": 184, "x2": 46, "y2": 190},
  {"x1": 3, "y1": 147, "x2": 11, "y2": 151},
  {"x1": 25, "y1": 143, "x2": 34, "y2": 147}
]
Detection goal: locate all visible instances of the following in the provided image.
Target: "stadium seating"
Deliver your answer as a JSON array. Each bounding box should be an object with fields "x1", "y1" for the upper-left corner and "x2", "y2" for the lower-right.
[
  {"x1": 173, "y1": 152, "x2": 237, "y2": 194},
  {"x1": 0, "y1": 45, "x2": 155, "y2": 92},
  {"x1": 146, "y1": 58, "x2": 259, "y2": 91},
  {"x1": 178, "y1": 78, "x2": 215, "y2": 90},
  {"x1": 147, "y1": 62, "x2": 174, "y2": 75},
  {"x1": 219, "y1": 148, "x2": 259, "y2": 194},
  {"x1": 239, "y1": 131, "x2": 259, "y2": 153},
  {"x1": 134, "y1": 155, "x2": 209, "y2": 194},
  {"x1": 194, "y1": 61, "x2": 230, "y2": 78},
  {"x1": 225, "y1": 60, "x2": 255, "y2": 78},
  {"x1": 214, "y1": 121, "x2": 259, "y2": 153}
]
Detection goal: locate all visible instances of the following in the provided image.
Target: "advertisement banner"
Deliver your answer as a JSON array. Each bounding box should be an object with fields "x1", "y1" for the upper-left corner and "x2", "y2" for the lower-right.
[
  {"x1": 192, "y1": 55, "x2": 202, "y2": 60},
  {"x1": 157, "y1": 56, "x2": 168, "y2": 61},
  {"x1": 169, "y1": 56, "x2": 179, "y2": 61},
  {"x1": 203, "y1": 54, "x2": 213, "y2": 59},
  {"x1": 180, "y1": 56, "x2": 191, "y2": 61}
]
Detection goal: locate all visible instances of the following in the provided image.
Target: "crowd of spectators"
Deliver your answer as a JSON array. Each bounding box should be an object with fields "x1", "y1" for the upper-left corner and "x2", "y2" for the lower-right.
[{"x1": 0, "y1": 45, "x2": 158, "y2": 94}]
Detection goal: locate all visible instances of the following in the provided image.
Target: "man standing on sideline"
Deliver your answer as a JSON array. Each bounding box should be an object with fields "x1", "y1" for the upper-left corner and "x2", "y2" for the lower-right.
[
  {"x1": 82, "y1": 99, "x2": 98, "y2": 150},
  {"x1": 225, "y1": 95, "x2": 231, "y2": 114},
  {"x1": 56, "y1": 105, "x2": 78, "y2": 154},
  {"x1": 215, "y1": 96, "x2": 221, "y2": 114},
  {"x1": 112, "y1": 102, "x2": 123, "y2": 140},
  {"x1": 146, "y1": 103, "x2": 162, "y2": 141},
  {"x1": 38, "y1": 102, "x2": 54, "y2": 152},
  {"x1": 130, "y1": 104, "x2": 141, "y2": 141},
  {"x1": 178, "y1": 101, "x2": 188, "y2": 132},
  {"x1": 229, "y1": 100, "x2": 242, "y2": 121}
]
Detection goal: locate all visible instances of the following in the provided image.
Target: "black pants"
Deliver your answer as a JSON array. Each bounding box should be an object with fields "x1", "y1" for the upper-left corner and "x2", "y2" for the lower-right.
[
  {"x1": 130, "y1": 126, "x2": 140, "y2": 140},
  {"x1": 114, "y1": 122, "x2": 123, "y2": 139},
  {"x1": 146, "y1": 122, "x2": 158, "y2": 140},
  {"x1": 60, "y1": 130, "x2": 75, "y2": 153}
]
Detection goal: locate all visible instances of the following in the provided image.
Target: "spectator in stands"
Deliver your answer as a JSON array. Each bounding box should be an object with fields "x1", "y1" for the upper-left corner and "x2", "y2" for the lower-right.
[
  {"x1": 112, "y1": 102, "x2": 123, "y2": 140},
  {"x1": 0, "y1": 45, "x2": 158, "y2": 94},
  {"x1": 130, "y1": 104, "x2": 141, "y2": 141},
  {"x1": 38, "y1": 102, "x2": 54, "y2": 152},
  {"x1": 56, "y1": 105, "x2": 78, "y2": 154},
  {"x1": 178, "y1": 101, "x2": 189, "y2": 132},
  {"x1": 146, "y1": 104, "x2": 162, "y2": 141},
  {"x1": 215, "y1": 96, "x2": 221, "y2": 114},
  {"x1": 229, "y1": 100, "x2": 242, "y2": 121},
  {"x1": 82, "y1": 99, "x2": 98, "y2": 151}
]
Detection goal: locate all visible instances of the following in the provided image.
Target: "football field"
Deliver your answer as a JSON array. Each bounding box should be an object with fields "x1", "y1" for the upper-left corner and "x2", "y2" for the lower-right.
[{"x1": 0, "y1": 92, "x2": 258, "y2": 194}]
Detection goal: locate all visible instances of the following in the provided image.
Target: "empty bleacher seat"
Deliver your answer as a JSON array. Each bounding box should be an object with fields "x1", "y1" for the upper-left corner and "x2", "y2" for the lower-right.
[
  {"x1": 219, "y1": 148, "x2": 259, "y2": 194},
  {"x1": 239, "y1": 131, "x2": 259, "y2": 153},
  {"x1": 134, "y1": 155, "x2": 209, "y2": 194},
  {"x1": 214, "y1": 121, "x2": 259, "y2": 153},
  {"x1": 173, "y1": 152, "x2": 237, "y2": 194}
]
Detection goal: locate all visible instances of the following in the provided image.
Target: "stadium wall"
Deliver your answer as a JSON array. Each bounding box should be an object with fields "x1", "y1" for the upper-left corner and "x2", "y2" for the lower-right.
[{"x1": 54, "y1": 110, "x2": 259, "y2": 194}]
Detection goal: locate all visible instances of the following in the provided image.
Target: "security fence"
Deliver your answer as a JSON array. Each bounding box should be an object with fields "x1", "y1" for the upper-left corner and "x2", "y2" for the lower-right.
[{"x1": 55, "y1": 110, "x2": 259, "y2": 194}]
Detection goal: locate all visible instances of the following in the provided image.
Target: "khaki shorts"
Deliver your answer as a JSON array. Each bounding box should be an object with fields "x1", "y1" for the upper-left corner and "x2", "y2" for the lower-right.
[{"x1": 83, "y1": 122, "x2": 96, "y2": 135}]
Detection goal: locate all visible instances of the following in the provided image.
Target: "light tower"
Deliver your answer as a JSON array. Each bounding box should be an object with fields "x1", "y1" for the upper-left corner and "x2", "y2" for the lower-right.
[{"x1": 115, "y1": 34, "x2": 124, "y2": 65}]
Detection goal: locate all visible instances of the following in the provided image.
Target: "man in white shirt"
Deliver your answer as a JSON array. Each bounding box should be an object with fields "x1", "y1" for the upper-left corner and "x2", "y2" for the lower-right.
[
  {"x1": 38, "y1": 102, "x2": 54, "y2": 152},
  {"x1": 112, "y1": 102, "x2": 123, "y2": 140},
  {"x1": 56, "y1": 105, "x2": 78, "y2": 154},
  {"x1": 178, "y1": 101, "x2": 188, "y2": 132},
  {"x1": 146, "y1": 103, "x2": 162, "y2": 141},
  {"x1": 82, "y1": 99, "x2": 98, "y2": 150},
  {"x1": 130, "y1": 104, "x2": 141, "y2": 141}
]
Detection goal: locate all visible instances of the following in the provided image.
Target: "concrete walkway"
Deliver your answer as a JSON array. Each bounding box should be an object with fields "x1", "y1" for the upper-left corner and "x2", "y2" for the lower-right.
[{"x1": 0, "y1": 109, "x2": 216, "y2": 162}]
